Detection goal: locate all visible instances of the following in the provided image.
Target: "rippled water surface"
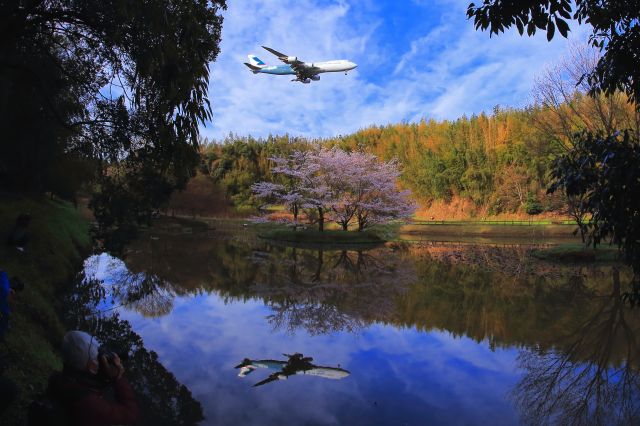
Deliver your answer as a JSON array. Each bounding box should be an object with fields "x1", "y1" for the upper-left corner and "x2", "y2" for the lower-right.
[{"x1": 79, "y1": 226, "x2": 640, "y2": 425}]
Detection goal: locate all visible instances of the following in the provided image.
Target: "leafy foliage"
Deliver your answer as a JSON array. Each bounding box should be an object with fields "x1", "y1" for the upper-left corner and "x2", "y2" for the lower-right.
[
  {"x1": 205, "y1": 109, "x2": 564, "y2": 215},
  {"x1": 549, "y1": 131, "x2": 640, "y2": 275},
  {"x1": 0, "y1": 0, "x2": 226, "y2": 245},
  {"x1": 467, "y1": 0, "x2": 640, "y2": 105},
  {"x1": 202, "y1": 135, "x2": 311, "y2": 209},
  {"x1": 205, "y1": 93, "x2": 639, "y2": 219},
  {"x1": 524, "y1": 193, "x2": 543, "y2": 215}
]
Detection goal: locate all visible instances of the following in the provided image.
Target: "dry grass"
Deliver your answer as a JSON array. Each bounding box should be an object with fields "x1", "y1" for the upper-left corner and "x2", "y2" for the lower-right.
[{"x1": 414, "y1": 196, "x2": 569, "y2": 221}]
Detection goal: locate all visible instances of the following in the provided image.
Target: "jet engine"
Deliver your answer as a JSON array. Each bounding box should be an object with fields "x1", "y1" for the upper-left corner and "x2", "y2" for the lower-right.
[
  {"x1": 286, "y1": 56, "x2": 297, "y2": 63},
  {"x1": 310, "y1": 75, "x2": 320, "y2": 81},
  {"x1": 301, "y1": 78, "x2": 311, "y2": 84}
]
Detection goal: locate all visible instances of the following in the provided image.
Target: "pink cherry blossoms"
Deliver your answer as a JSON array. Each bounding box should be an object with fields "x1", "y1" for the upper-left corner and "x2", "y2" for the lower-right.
[{"x1": 252, "y1": 148, "x2": 416, "y2": 231}]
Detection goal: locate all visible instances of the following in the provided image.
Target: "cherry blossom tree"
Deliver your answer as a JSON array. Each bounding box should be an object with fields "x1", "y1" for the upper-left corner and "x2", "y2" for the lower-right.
[
  {"x1": 315, "y1": 148, "x2": 415, "y2": 231},
  {"x1": 355, "y1": 162, "x2": 416, "y2": 231},
  {"x1": 251, "y1": 150, "x2": 325, "y2": 228},
  {"x1": 314, "y1": 148, "x2": 360, "y2": 230},
  {"x1": 253, "y1": 147, "x2": 416, "y2": 231}
]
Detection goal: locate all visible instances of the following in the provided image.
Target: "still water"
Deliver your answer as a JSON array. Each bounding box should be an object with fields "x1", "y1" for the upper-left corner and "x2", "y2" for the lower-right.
[{"x1": 76, "y1": 227, "x2": 639, "y2": 425}]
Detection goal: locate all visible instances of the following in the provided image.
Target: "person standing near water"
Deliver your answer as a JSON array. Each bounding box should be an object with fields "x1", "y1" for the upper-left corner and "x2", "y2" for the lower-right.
[{"x1": 32, "y1": 330, "x2": 139, "y2": 426}]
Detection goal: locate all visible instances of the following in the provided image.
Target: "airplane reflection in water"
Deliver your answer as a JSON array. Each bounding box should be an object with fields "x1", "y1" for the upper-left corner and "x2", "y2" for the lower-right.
[{"x1": 235, "y1": 353, "x2": 350, "y2": 387}]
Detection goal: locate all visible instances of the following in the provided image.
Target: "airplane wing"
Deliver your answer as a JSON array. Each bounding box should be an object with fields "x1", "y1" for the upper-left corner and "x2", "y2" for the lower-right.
[
  {"x1": 252, "y1": 372, "x2": 281, "y2": 387},
  {"x1": 262, "y1": 46, "x2": 319, "y2": 81},
  {"x1": 262, "y1": 46, "x2": 301, "y2": 64}
]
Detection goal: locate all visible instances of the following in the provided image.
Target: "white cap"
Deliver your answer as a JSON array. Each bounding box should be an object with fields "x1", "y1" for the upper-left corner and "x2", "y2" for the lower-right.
[{"x1": 61, "y1": 330, "x2": 100, "y2": 371}]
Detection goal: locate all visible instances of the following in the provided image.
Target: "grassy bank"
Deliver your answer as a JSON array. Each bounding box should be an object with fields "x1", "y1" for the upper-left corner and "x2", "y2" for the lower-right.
[
  {"x1": 0, "y1": 195, "x2": 91, "y2": 423},
  {"x1": 531, "y1": 243, "x2": 620, "y2": 262},
  {"x1": 400, "y1": 223, "x2": 579, "y2": 240}
]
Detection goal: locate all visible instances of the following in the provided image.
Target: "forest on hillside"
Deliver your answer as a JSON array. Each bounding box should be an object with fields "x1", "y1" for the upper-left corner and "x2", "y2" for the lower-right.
[{"x1": 197, "y1": 83, "x2": 637, "y2": 218}]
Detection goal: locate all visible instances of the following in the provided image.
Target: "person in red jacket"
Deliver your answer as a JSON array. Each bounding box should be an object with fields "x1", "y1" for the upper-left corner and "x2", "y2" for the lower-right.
[{"x1": 48, "y1": 330, "x2": 140, "y2": 426}]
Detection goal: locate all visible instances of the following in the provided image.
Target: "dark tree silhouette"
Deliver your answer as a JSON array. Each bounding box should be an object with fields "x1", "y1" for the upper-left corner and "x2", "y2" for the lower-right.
[
  {"x1": 467, "y1": 0, "x2": 640, "y2": 105},
  {"x1": 0, "y1": 0, "x2": 226, "y2": 248},
  {"x1": 548, "y1": 131, "x2": 640, "y2": 295}
]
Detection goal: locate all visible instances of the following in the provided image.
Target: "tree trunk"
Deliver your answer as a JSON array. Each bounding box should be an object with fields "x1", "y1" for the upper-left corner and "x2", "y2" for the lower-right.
[
  {"x1": 317, "y1": 207, "x2": 324, "y2": 232},
  {"x1": 312, "y1": 250, "x2": 323, "y2": 281},
  {"x1": 342, "y1": 222, "x2": 348, "y2": 231}
]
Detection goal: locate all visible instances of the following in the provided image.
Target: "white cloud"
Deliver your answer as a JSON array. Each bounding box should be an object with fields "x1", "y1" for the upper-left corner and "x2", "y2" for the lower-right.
[{"x1": 202, "y1": 0, "x2": 591, "y2": 140}]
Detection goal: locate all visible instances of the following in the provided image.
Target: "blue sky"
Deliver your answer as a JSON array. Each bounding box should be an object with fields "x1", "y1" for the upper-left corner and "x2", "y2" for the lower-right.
[{"x1": 202, "y1": 0, "x2": 589, "y2": 141}]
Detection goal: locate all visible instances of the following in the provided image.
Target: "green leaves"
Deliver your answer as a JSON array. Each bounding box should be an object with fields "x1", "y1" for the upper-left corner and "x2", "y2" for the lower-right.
[
  {"x1": 546, "y1": 20, "x2": 555, "y2": 40},
  {"x1": 1, "y1": 0, "x2": 227, "y2": 246},
  {"x1": 555, "y1": 17, "x2": 570, "y2": 37},
  {"x1": 549, "y1": 130, "x2": 640, "y2": 276}
]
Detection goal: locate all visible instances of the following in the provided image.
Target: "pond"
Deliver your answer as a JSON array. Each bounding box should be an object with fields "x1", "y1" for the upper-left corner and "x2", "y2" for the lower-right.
[{"x1": 72, "y1": 226, "x2": 640, "y2": 425}]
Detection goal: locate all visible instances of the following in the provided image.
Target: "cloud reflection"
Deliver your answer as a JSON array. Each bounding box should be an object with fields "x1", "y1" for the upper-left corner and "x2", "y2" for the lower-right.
[
  {"x1": 118, "y1": 295, "x2": 520, "y2": 425},
  {"x1": 82, "y1": 237, "x2": 639, "y2": 425}
]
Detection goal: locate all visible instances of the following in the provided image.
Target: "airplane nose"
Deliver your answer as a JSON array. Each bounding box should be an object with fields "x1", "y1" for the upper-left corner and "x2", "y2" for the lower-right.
[{"x1": 350, "y1": 62, "x2": 358, "y2": 70}]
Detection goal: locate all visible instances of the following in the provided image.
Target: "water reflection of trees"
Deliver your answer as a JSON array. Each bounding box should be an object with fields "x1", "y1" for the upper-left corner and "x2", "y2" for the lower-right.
[
  {"x1": 120, "y1": 236, "x2": 639, "y2": 349},
  {"x1": 93, "y1": 234, "x2": 640, "y2": 422},
  {"x1": 513, "y1": 269, "x2": 640, "y2": 425},
  {"x1": 121, "y1": 236, "x2": 415, "y2": 336},
  {"x1": 109, "y1": 271, "x2": 175, "y2": 318},
  {"x1": 253, "y1": 248, "x2": 415, "y2": 335},
  {"x1": 83, "y1": 254, "x2": 175, "y2": 318},
  {"x1": 395, "y1": 249, "x2": 639, "y2": 354}
]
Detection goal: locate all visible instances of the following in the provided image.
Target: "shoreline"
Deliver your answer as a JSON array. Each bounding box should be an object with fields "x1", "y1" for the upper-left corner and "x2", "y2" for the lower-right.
[{"x1": 0, "y1": 195, "x2": 91, "y2": 424}]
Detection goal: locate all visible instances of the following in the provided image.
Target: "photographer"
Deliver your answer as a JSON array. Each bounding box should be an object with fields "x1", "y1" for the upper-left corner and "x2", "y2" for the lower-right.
[{"x1": 42, "y1": 330, "x2": 139, "y2": 426}]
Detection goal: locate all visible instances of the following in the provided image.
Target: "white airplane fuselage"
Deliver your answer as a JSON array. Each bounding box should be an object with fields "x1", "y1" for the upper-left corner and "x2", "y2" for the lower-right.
[
  {"x1": 257, "y1": 60, "x2": 357, "y2": 76},
  {"x1": 245, "y1": 47, "x2": 357, "y2": 83}
]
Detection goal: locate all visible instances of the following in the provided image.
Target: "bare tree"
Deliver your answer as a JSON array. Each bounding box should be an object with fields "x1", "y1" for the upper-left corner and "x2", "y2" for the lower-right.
[{"x1": 532, "y1": 43, "x2": 639, "y2": 150}]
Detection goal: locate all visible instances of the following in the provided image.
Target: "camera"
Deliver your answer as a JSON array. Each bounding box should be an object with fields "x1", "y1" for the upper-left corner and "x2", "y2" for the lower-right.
[
  {"x1": 97, "y1": 346, "x2": 129, "y2": 380},
  {"x1": 98, "y1": 346, "x2": 129, "y2": 363}
]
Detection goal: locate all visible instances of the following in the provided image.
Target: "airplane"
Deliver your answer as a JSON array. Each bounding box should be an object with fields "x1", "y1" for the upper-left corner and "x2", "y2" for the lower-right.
[
  {"x1": 235, "y1": 353, "x2": 351, "y2": 387},
  {"x1": 244, "y1": 46, "x2": 357, "y2": 84}
]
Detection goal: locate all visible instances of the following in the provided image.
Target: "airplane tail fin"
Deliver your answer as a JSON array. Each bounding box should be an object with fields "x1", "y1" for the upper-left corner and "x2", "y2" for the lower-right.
[
  {"x1": 247, "y1": 55, "x2": 267, "y2": 68},
  {"x1": 245, "y1": 55, "x2": 266, "y2": 74}
]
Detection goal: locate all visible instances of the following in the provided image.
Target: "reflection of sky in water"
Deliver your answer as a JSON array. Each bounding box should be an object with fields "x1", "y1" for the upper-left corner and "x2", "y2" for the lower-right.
[
  {"x1": 85, "y1": 252, "x2": 521, "y2": 425},
  {"x1": 83, "y1": 239, "x2": 640, "y2": 425},
  {"x1": 112, "y1": 292, "x2": 520, "y2": 425}
]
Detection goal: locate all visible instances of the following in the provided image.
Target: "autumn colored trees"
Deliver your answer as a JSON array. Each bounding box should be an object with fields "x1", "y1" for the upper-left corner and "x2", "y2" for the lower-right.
[{"x1": 204, "y1": 108, "x2": 563, "y2": 217}]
